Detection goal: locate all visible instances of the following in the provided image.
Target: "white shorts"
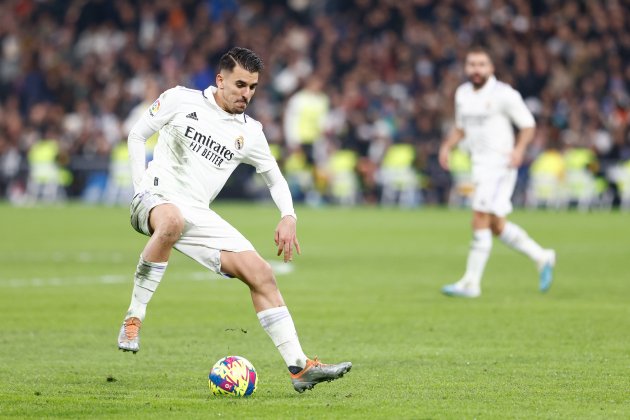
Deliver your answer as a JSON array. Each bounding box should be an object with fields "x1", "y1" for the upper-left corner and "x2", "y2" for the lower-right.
[
  {"x1": 471, "y1": 167, "x2": 517, "y2": 217},
  {"x1": 130, "y1": 191, "x2": 255, "y2": 274}
]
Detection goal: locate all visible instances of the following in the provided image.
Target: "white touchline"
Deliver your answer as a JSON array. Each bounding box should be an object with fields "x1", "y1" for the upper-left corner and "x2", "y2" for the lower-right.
[
  {"x1": 267, "y1": 260, "x2": 295, "y2": 275},
  {"x1": 0, "y1": 262, "x2": 293, "y2": 288},
  {"x1": 0, "y1": 273, "x2": 215, "y2": 288},
  {"x1": 0, "y1": 251, "x2": 127, "y2": 264}
]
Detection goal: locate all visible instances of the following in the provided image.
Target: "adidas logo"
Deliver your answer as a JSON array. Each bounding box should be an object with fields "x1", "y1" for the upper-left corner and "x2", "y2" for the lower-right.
[{"x1": 186, "y1": 112, "x2": 198, "y2": 120}]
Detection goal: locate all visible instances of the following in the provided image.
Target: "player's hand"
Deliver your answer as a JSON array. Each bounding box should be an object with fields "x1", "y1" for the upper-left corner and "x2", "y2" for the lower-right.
[
  {"x1": 509, "y1": 148, "x2": 525, "y2": 168},
  {"x1": 439, "y1": 146, "x2": 450, "y2": 170},
  {"x1": 274, "y1": 215, "x2": 301, "y2": 263}
]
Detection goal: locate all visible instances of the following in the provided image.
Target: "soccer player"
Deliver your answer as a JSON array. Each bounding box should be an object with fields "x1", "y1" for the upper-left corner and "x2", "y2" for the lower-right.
[
  {"x1": 438, "y1": 46, "x2": 556, "y2": 298},
  {"x1": 117, "y1": 47, "x2": 351, "y2": 392}
]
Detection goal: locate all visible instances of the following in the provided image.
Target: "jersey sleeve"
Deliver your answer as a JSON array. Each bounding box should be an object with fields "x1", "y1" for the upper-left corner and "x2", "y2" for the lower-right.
[
  {"x1": 243, "y1": 126, "x2": 279, "y2": 174},
  {"x1": 504, "y1": 88, "x2": 535, "y2": 129},
  {"x1": 260, "y1": 166, "x2": 296, "y2": 219},
  {"x1": 126, "y1": 87, "x2": 181, "y2": 192},
  {"x1": 141, "y1": 87, "x2": 181, "y2": 132}
]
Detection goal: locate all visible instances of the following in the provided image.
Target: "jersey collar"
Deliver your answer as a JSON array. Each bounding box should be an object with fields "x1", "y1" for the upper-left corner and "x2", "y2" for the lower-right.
[
  {"x1": 476, "y1": 75, "x2": 497, "y2": 93},
  {"x1": 203, "y1": 86, "x2": 247, "y2": 123}
]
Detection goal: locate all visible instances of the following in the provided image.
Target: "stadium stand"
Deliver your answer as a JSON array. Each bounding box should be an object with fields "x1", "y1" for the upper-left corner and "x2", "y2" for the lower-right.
[{"x1": 0, "y1": 0, "x2": 629, "y2": 208}]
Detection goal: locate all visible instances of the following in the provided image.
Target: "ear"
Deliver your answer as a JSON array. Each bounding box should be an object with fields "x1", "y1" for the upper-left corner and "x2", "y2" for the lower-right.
[{"x1": 216, "y1": 73, "x2": 224, "y2": 89}]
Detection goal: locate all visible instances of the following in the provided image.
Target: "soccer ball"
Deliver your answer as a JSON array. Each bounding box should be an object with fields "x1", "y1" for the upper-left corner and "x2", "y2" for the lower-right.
[{"x1": 208, "y1": 356, "x2": 258, "y2": 397}]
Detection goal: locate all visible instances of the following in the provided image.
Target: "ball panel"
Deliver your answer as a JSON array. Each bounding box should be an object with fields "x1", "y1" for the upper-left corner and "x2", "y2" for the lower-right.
[
  {"x1": 244, "y1": 368, "x2": 257, "y2": 396},
  {"x1": 208, "y1": 355, "x2": 257, "y2": 397}
]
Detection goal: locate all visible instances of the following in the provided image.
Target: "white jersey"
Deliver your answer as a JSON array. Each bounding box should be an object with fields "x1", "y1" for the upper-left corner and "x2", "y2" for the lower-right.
[
  {"x1": 455, "y1": 75, "x2": 535, "y2": 169},
  {"x1": 132, "y1": 86, "x2": 278, "y2": 206}
]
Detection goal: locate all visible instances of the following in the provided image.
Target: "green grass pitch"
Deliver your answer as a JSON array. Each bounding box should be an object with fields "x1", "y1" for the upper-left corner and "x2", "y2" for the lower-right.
[{"x1": 0, "y1": 204, "x2": 628, "y2": 418}]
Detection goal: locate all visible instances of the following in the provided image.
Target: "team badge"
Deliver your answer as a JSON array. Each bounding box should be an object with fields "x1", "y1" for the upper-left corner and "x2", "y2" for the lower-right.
[
  {"x1": 235, "y1": 136, "x2": 244, "y2": 150},
  {"x1": 149, "y1": 99, "x2": 161, "y2": 116}
]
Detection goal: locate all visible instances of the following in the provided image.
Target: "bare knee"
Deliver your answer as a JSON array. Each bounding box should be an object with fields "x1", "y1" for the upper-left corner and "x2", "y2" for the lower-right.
[
  {"x1": 490, "y1": 216, "x2": 505, "y2": 236},
  {"x1": 472, "y1": 212, "x2": 491, "y2": 231},
  {"x1": 154, "y1": 218, "x2": 184, "y2": 244},
  {"x1": 239, "y1": 257, "x2": 277, "y2": 293},
  {"x1": 247, "y1": 259, "x2": 276, "y2": 292},
  {"x1": 150, "y1": 207, "x2": 185, "y2": 246},
  {"x1": 221, "y1": 251, "x2": 278, "y2": 293}
]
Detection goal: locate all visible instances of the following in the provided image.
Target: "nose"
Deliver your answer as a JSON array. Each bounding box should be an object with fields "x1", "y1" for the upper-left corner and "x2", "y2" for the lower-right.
[{"x1": 241, "y1": 87, "x2": 252, "y2": 98}]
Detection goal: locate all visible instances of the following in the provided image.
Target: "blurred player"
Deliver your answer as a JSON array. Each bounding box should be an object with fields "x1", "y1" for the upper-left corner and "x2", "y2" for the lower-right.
[
  {"x1": 117, "y1": 47, "x2": 351, "y2": 392},
  {"x1": 439, "y1": 46, "x2": 556, "y2": 298}
]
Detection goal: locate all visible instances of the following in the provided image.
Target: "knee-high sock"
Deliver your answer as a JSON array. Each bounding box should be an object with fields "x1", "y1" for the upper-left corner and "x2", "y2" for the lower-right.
[
  {"x1": 258, "y1": 306, "x2": 307, "y2": 369},
  {"x1": 499, "y1": 222, "x2": 545, "y2": 263},
  {"x1": 126, "y1": 255, "x2": 167, "y2": 321},
  {"x1": 462, "y1": 229, "x2": 492, "y2": 288}
]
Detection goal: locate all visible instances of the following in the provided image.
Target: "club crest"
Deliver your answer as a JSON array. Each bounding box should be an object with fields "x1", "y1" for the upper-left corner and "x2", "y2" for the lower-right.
[{"x1": 235, "y1": 136, "x2": 244, "y2": 150}]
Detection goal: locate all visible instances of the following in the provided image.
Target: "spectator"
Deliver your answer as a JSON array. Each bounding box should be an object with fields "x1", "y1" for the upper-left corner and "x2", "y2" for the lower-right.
[{"x1": 0, "y1": 0, "x2": 627, "y2": 207}]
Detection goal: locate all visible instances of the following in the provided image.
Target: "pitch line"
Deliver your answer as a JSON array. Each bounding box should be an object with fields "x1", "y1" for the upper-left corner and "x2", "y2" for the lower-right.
[{"x1": 0, "y1": 261, "x2": 293, "y2": 288}]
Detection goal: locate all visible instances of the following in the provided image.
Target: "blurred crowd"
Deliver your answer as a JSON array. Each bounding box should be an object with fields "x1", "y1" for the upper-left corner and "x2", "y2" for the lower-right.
[{"x1": 1, "y1": 0, "x2": 630, "y2": 208}]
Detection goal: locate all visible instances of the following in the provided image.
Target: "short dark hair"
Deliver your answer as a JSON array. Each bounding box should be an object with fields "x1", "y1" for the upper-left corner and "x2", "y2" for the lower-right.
[
  {"x1": 466, "y1": 45, "x2": 493, "y2": 63},
  {"x1": 218, "y1": 47, "x2": 264, "y2": 73}
]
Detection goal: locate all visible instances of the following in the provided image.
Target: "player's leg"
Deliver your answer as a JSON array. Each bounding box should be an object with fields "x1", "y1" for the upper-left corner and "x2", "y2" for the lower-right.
[
  {"x1": 466, "y1": 211, "x2": 494, "y2": 290},
  {"x1": 443, "y1": 166, "x2": 506, "y2": 298},
  {"x1": 119, "y1": 199, "x2": 185, "y2": 352},
  {"x1": 127, "y1": 203, "x2": 184, "y2": 317},
  {"x1": 491, "y1": 215, "x2": 556, "y2": 291},
  {"x1": 442, "y1": 210, "x2": 493, "y2": 298},
  {"x1": 487, "y1": 167, "x2": 556, "y2": 291},
  {"x1": 220, "y1": 250, "x2": 352, "y2": 392},
  {"x1": 220, "y1": 251, "x2": 305, "y2": 368}
]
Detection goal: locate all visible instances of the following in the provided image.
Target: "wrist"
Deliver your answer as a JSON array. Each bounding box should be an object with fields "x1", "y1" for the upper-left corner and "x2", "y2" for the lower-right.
[{"x1": 282, "y1": 213, "x2": 297, "y2": 221}]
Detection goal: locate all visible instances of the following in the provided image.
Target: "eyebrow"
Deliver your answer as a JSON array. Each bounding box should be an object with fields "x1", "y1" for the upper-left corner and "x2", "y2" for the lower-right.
[{"x1": 235, "y1": 80, "x2": 258, "y2": 88}]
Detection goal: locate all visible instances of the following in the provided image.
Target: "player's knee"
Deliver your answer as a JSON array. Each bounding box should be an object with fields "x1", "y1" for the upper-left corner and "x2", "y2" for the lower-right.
[
  {"x1": 255, "y1": 260, "x2": 275, "y2": 284},
  {"x1": 153, "y1": 215, "x2": 184, "y2": 244},
  {"x1": 490, "y1": 217, "x2": 505, "y2": 236},
  {"x1": 472, "y1": 211, "x2": 493, "y2": 230},
  {"x1": 247, "y1": 260, "x2": 276, "y2": 292}
]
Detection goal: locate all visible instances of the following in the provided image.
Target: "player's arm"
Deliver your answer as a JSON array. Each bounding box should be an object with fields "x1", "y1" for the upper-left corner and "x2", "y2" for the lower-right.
[
  {"x1": 438, "y1": 127, "x2": 465, "y2": 170},
  {"x1": 439, "y1": 88, "x2": 466, "y2": 170},
  {"x1": 128, "y1": 119, "x2": 156, "y2": 194},
  {"x1": 127, "y1": 89, "x2": 180, "y2": 193},
  {"x1": 505, "y1": 89, "x2": 536, "y2": 168},
  {"x1": 260, "y1": 166, "x2": 301, "y2": 263},
  {"x1": 511, "y1": 126, "x2": 535, "y2": 168},
  {"x1": 245, "y1": 126, "x2": 300, "y2": 262}
]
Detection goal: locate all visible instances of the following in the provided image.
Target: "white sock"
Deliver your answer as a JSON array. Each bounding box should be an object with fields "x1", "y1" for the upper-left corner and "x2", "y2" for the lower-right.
[
  {"x1": 257, "y1": 306, "x2": 307, "y2": 369},
  {"x1": 126, "y1": 255, "x2": 168, "y2": 321},
  {"x1": 462, "y1": 229, "x2": 492, "y2": 288},
  {"x1": 499, "y1": 222, "x2": 546, "y2": 263}
]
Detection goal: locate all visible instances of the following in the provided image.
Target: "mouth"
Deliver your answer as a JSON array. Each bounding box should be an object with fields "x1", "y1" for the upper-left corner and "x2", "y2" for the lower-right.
[{"x1": 469, "y1": 74, "x2": 486, "y2": 85}]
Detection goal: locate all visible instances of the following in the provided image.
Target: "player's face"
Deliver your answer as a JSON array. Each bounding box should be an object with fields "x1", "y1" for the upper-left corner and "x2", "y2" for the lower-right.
[
  {"x1": 216, "y1": 64, "x2": 259, "y2": 114},
  {"x1": 465, "y1": 52, "x2": 494, "y2": 89}
]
